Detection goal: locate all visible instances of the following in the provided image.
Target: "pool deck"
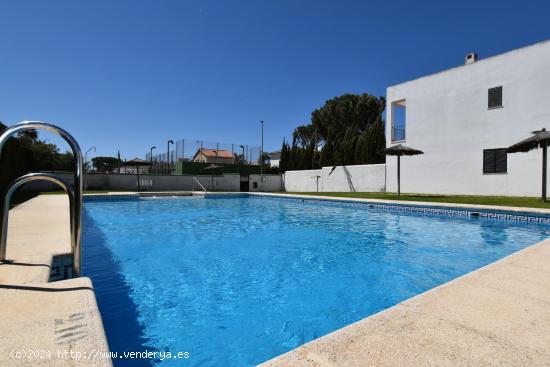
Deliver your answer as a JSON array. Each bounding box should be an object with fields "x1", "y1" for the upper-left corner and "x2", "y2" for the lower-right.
[
  {"x1": 2, "y1": 192, "x2": 550, "y2": 366},
  {"x1": 0, "y1": 195, "x2": 111, "y2": 366}
]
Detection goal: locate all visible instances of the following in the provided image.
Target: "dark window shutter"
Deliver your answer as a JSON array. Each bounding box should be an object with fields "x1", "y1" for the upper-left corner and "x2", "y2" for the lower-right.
[
  {"x1": 483, "y1": 150, "x2": 495, "y2": 173},
  {"x1": 488, "y1": 86, "x2": 503, "y2": 108},
  {"x1": 495, "y1": 149, "x2": 507, "y2": 173},
  {"x1": 483, "y1": 148, "x2": 507, "y2": 174}
]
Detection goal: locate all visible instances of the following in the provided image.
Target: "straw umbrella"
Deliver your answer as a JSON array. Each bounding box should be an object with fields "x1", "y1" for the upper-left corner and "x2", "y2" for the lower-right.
[
  {"x1": 507, "y1": 128, "x2": 550, "y2": 201},
  {"x1": 203, "y1": 164, "x2": 222, "y2": 191},
  {"x1": 382, "y1": 144, "x2": 424, "y2": 196},
  {"x1": 124, "y1": 158, "x2": 151, "y2": 191}
]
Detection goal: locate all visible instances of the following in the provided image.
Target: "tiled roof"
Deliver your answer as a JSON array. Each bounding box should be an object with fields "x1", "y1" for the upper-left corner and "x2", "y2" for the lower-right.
[{"x1": 197, "y1": 148, "x2": 234, "y2": 158}]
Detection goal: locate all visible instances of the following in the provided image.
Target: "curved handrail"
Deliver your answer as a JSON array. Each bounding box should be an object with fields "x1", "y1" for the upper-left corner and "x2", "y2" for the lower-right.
[
  {"x1": 0, "y1": 121, "x2": 83, "y2": 276},
  {"x1": 192, "y1": 176, "x2": 207, "y2": 192},
  {"x1": 1, "y1": 173, "x2": 75, "y2": 261}
]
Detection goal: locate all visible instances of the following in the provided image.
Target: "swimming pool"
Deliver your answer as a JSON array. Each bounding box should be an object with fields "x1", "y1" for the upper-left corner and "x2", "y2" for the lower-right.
[{"x1": 83, "y1": 195, "x2": 550, "y2": 366}]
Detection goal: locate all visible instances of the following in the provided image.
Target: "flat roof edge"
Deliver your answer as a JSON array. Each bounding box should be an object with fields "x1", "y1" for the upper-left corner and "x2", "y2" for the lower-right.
[{"x1": 387, "y1": 38, "x2": 550, "y2": 90}]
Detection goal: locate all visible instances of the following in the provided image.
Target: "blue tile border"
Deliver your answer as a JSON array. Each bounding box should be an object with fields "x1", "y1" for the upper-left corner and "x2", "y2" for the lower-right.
[{"x1": 253, "y1": 195, "x2": 550, "y2": 225}]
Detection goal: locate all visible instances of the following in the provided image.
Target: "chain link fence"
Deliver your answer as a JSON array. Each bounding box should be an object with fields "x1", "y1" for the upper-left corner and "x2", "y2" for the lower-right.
[{"x1": 144, "y1": 139, "x2": 262, "y2": 175}]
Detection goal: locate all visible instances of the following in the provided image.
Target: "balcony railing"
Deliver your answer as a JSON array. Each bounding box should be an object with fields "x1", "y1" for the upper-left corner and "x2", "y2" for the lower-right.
[{"x1": 391, "y1": 126, "x2": 406, "y2": 142}]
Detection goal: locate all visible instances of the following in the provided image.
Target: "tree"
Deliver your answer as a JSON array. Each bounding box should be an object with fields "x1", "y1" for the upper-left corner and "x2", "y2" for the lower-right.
[
  {"x1": 279, "y1": 139, "x2": 291, "y2": 172},
  {"x1": 279, "y1": 92, "x2": 386, "y2": 172},
  {"x1": 91, "y1": 156, "x2": 122, "y2": 173}
]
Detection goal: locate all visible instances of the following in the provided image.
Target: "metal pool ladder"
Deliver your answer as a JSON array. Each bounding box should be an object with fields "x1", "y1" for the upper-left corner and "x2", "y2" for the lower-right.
[
  {"x1": 0, "y1": 121, "x2": 84, "y2": 277},
  {"x1": 193, "y1": 176, "x2": 207, "y2": 192}
]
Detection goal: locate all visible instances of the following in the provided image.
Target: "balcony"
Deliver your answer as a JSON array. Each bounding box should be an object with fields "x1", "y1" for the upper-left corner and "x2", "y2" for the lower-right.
[{"x1": 391, "y1": 126, "x2": 406, "y2": 142}]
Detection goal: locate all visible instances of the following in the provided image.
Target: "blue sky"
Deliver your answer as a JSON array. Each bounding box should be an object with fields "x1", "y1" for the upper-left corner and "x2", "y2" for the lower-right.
[{"x1": 1, "y1": 0, "x2": 549, "y2": 159}]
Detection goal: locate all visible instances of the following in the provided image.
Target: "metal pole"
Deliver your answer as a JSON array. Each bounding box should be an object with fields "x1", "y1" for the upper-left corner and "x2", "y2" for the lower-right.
[
  {"x1": 397, "y1": 155, "x2": 401, "y2": 196},
  {"x1": 316, "y1": 175, "x2": 320, "y2": 192},
  {"x1": 543, "y1": 142, "x2": 547, "y2": 202},
  {"x1": 167, "y1": 140, "x2": 173, "y2": 175},
  {"x1": 260, "y1": 120, "x2": 264, "y2": 180},
  {"x1": 137, "y1": 164, "x2": 140, "y2": 191},
  {"x1": 150, "y1": 146, "x2": 156, "y2": 174}
]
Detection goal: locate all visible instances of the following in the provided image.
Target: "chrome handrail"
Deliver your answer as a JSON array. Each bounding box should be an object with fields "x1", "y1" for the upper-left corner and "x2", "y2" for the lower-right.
[
  {"x1": 192, "y1": 176, "x2": 207, "y2": 192},
  {"x1": 1, "y1": 173, "x2": 75, "y2": 260},
  {"x1": 0, "y1": 121, "x2": 83, "y2": 277}
]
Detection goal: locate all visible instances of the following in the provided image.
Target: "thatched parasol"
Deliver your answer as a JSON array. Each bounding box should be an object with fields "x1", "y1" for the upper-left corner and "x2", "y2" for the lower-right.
[
  {"x1": 124, "y1": 158, "x2": 151, "y2": 191},
  {"x1": 507, "y1": 128, "x2": 550, "y2": 201},
  {"x1": 203, "y1": 164, "x2": 222, "y2": 191},
  {"x1": 382, "y1": 144, "x2": 424, "y2": 196}
]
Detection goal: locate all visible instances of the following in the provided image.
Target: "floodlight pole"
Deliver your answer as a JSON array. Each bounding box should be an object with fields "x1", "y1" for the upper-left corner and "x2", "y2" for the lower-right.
[
  {"x1": 167, "y1": 140, "x2": 174, "y2": 174},
  {"x1": 260, "y1": 120, "x2": 264, "y2": 181},
  {"x1": 150, "y1": 146, "x2": 156, "y2": 175}
]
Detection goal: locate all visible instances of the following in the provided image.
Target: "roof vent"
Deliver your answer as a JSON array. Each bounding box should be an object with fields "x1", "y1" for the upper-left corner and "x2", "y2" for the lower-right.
[{"x1": 465, "y1": 52, "x2": 478, "y2": 65}]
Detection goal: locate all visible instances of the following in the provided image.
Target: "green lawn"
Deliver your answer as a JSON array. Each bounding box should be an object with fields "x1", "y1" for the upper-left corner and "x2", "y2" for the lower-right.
[{"x1": 282, "y1": 192, "x2": 550, "y2": 209}]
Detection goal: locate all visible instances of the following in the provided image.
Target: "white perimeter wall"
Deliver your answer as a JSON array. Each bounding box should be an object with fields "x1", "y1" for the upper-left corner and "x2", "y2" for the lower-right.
[
  {"x1": 20, "y1": 173, "x2": 288, "y2": 192},
  {"x1": 21, "y1": 173, "x2": 242, "y2": 192},
  {"x1": 86, "y1": 173, "x2": 241, "y2": 191},
  {"x1": 386, "y1": 40, "x2": 550, "y2": 196},
  {"x1": 249, "y1": 174, "x2": 284, "y2": 192},
  {"x1": 283, "y1": 169, "x2": 322, "y2": 192},
  {"x1": 283, "y1": 164, "x2": 386, "y2": 192}
]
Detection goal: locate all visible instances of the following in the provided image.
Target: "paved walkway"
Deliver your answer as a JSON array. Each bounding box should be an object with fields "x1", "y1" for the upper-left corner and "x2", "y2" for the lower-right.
[{"x1": 0, "y1": 195, "x2": 111, "y2": 366}]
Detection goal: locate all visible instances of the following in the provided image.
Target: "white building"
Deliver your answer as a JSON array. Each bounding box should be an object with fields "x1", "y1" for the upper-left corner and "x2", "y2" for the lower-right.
[{"x1": 386, "y1": 40, "x2": 550, "y2": 196}]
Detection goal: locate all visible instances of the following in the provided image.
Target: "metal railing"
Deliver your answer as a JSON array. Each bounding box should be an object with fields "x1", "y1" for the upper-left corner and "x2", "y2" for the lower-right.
[
  {"x1": 145, "y1": 138, "x2": 262, "y2": 175},
  {"x1": 391, "y1": 126, "x2": 406, "y2": 142},
  {"x1": 192, "y1": 176, "x2": 207, "y2": 192},
  {"x1": 0, "y1": 121, "x2": 83, "y2": 277}
]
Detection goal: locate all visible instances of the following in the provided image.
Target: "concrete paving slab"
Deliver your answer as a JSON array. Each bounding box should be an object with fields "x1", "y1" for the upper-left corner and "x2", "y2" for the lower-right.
[
  {"x1": 0, "y1": 277, "x2": 111, "y2": 366},
  {"x1": 0, "y1": 195, "x2": 112, "y2": 366}
]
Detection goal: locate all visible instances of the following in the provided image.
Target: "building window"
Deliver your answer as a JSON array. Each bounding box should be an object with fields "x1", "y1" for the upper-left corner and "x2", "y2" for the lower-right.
[
  {"x1": 483, "y1": 149, "x2": 507, "y2": 174},
  {"x1": 391, "y1": 100, "x2": 406, "y2": 142},
  {"x1": 488, "y1": 86, "x2": 503, "y2": 109}
]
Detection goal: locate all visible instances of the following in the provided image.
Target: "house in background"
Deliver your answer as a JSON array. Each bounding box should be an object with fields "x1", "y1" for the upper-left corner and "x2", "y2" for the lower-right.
[
  {"x1": 192, "y1": 148, "x2": 235, "y2": 164},
  {"x1": 268, "y1": 151, "x2": 281, "y2": 168},
  {"x1": 386, "y1": 39, "x2": 550, "y2": 196}
]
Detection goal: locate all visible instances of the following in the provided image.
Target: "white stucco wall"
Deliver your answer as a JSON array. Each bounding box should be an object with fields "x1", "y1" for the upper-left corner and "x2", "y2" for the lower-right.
[
  {"x1": 283, "y1": 164, "x2": 386, "y2": 192},
  {"x1": 386, "y1": 40, "x2": 550, "y2": 196},
  {"x1": 283, "y1": 169, "x2": 322, "y2": 192},
  {"x1": 320, "y1": 164, "x2": 386, "y2": 192},
  {"x1": 248, "y1": 174, "x2": 284, "y2": 192},
  {"x1": 24, "y1": 173, "x2": 242, "y2": 192}
]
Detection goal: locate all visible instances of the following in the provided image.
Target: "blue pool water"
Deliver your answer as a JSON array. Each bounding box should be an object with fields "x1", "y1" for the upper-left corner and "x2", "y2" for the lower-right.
[{"x1": 83, "y1": 196, "x2": 550, "y2": 366}]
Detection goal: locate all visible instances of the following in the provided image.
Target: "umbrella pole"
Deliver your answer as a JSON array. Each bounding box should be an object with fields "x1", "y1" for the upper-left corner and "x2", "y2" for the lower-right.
[
  {"x1": 136, "y1": 164, "x2": 140, "y2": 191},
  {"x1": 543, "y1": 143, "x2": 547, "y2": 202},
  {"x1": 397, "y1": 155, "x2": 401, "y2": 196}
]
